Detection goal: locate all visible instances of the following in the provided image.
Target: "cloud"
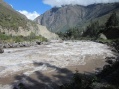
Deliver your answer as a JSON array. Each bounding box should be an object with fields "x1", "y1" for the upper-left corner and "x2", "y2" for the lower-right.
[
  {"x1": 18, "y1": 10, "x2": 40, "y2": 20},
  {"x1": 10, "y1": 4, "x2": 13, "y2": 8},
  {"x1": 43, "y1": 0, "x2": 119, "y2": 7}
]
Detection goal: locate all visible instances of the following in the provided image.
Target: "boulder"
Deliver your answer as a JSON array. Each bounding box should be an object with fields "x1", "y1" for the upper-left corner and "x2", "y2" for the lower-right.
[
  {"x1": 3, "y1": 44, "x2": 10, "y2": 48},
  {"x1": 19, "y1": 43, "x2": 24, "y2": 47},
  {"x1": 0, "y1": 47, "x2": 4, "y2": 53},
  {"x1": 42, "y1": 42, "x2": 49, "y2": 45},
  {"x1": 9, "y1": 44, "x2": 13, "y2": 48},
  {"x1": 0, "y1": 43, "x2": 4, "y2": 53},
  {"x1": 99, "y1": 33, "x2": 107, "y2": 40},
  {"x1": 92, "y1": 82, "x2": 111, "y2": 89},
  {"x1": 12, "y1": 43, "x2": 20, "y2": 48},
  {"x1": 24, "y1": 43, "x2": 30, "y2": 47},
  {"x1": 36, "y1": 41, "x2": 41, "y2": 45},
  {"x1": 0, "y1": 44, "x2": 3, "y2": 48}
]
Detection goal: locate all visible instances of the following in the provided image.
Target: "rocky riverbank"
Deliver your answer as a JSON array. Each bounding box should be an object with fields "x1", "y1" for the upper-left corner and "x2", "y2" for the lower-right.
[
  {"x1": 0, "y1": 40, "x2": 63, "y2": 53},
  {"x1": 2, "y1": 42, "x2": 38, "y2": 48},
  {"x1": 0, "y1": 41, "x2": 51, "y2": 53}
]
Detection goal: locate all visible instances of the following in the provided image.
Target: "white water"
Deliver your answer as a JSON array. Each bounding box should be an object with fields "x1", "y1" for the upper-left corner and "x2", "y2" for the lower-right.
[{"x1": 0, "y1": 41, "x2": 115, "y2": 77}]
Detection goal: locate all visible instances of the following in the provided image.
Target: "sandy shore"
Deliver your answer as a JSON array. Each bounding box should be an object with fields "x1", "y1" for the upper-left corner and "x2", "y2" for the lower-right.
[{"x1": 0, "y1": 41, "x2": 116, "y2": 89}]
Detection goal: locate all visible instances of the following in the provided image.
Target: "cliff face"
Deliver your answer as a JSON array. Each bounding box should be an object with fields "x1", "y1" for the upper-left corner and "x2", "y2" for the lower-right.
[
  {"x1": 35, "y1": 3, "x2": 119, "y2": 33},
  {"x1": 36, "y1": 24, "x2": 59, "y2": 40},
  {"x1": 0, "y1": 0, "x2": 59, "y2": 40}
]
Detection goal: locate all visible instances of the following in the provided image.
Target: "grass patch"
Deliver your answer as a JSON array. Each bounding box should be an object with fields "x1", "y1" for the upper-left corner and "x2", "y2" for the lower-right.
[{"x1": 0, "y1": 33, "x2": 47, "y2": 43}]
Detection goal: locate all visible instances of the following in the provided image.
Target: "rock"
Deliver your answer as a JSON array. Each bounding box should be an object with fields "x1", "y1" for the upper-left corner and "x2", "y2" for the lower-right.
[
  {"x1": 30, "y1": 42, "x2": 37, "y2": 46},
  {"x1": 42, "y1": 42, "x2": 49, "y2": 45},
  {"x1": 92, "y1": 82, "x2": 111, "y2": 89},
  {"x1": 0, "y1": 47, "x2": 4, "y2": 53},
  {"x1": 24, "y1": 42, "x2": 31, "y2": 47},
  {"x1": 3, "y1": 44, "x2": 10, "y2": 48},
  {"x1": 8, "y1": 43, "x2": 13, "y2": 48},
  {"x1": 13, "y1": 82, "x2": 27, "y2": 89},
  {"x1": 103, "y1": 65, "x2": 111, "y2": 70},
  {"x1": 36, "y1": 41, "x2": 41, "y2": 45},
  {"x1": 12, "y1": 43, "x2": 20, "y2": 48},
  {"x1": 99, "y1": 33, "x2": 107, "y2": 40},
  {"x1": 105, "y1": 57, "x2": 116, "y2": 60},
  {"x1": 2, "y1": 41, "x2": 39, "y2": 48},
  {"x1": 0, "y1": 44, "x2": 3, "y2": 47},
  {"x1": 19, "y1": 43, "x2": 24, "y2": 47},
  {"x1": 105, "y1": 56, "x2": 117, "y2": 64},
  {"x1": 105, "y1": 59, "x2": 113, "y2": 64}
]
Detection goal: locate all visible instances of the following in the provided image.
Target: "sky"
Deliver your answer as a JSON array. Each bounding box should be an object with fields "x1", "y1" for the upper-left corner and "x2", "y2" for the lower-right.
[
  {"x1": 4, "y1": 0, "x2": 51, "y2": 20},
  {"x1": 4, "y1": 0, "x2": 119, "y2": 20}
]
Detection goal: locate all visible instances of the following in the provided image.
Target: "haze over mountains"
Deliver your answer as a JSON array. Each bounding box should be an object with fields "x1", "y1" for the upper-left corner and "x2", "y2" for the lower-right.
[{"x1": 35, "y1": 3, "x2": 119, "y2": 33}]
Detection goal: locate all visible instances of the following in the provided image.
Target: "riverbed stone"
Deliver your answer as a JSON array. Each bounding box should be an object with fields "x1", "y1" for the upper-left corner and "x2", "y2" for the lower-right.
[
  {"x1": 0, "y1": 47, "x2": 4, "y2": 53},
  {"x1": 36, "y1": 41, "x2": 41, "y2": 45}
]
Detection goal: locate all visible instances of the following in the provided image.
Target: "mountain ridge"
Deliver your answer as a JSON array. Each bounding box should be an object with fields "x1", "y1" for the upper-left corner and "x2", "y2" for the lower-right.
[{"x1": 35, "y1": 3, "x2": 119, "y2": 33}]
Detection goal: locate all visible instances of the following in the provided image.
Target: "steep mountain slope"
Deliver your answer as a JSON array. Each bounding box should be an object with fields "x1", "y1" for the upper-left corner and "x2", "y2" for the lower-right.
[
  {"x1": 35, "y1": 3, "x2": 119, "y2": 33},
  {"x1": 0, "y1": 0, "x2": 59, "y2": 40}
]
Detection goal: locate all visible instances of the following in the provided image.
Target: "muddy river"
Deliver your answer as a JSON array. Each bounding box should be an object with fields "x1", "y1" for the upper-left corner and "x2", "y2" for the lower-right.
[{"x1": 0, "y1": 41, "x2": 116, "y2": 89}]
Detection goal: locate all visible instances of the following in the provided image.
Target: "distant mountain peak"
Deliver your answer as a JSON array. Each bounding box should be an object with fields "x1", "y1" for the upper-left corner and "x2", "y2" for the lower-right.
[{"x1": 35, "y1": 3, "x2": 119, "y2": 33}]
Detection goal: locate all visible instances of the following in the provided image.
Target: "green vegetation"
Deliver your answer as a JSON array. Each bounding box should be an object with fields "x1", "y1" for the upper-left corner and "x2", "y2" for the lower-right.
[
  {"x1": 57, "y1": 12, "x2": 119, "y2": 42},
  {"x1": 82, "y1": 21, "x2": 102, "y2": 38},
  {"x1": 60, "y1": 71, "x2": 97, "y2": 89},
  {"x1": 83, "y1": 12, "x2": 119, "y2": 40},
  {"x1": 0, "y1": 32, "x2": 47, "y2": 43},
  {"x1": 0, "y1": 2, "x2": 39, "y2": 32},
  {"x1": 106, "y1": 12, "x2": 119, "y2": 28},
  {"x1": 60, "y1": 70, "x2": 119, "y2": 89},
  {"x1": 0, "y1": 2, "x2": 47, "y2": 42},
  {"x1": 57, "y1": 27, "x2": 82, "y2": 40},
  {"x1": 0, "y1": 4, "x2": 28, "y2": 31}
]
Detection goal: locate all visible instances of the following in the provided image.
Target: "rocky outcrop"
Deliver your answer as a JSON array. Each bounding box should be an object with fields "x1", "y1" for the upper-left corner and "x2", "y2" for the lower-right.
[{"x1": 35, "y1": 3, "x2": 119, "y2": 32}]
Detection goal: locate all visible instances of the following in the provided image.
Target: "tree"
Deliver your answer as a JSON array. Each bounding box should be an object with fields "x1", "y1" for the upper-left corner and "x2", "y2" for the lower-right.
[
  {"x1": 83, "y1": 21, "x2": 100, "y2": 38},
  {"x1": 106, "y1": 12, "x2": 118, "y2": 28},
  {"x1": 104, "y1": 12, "x2": 119, "y2": 39}
]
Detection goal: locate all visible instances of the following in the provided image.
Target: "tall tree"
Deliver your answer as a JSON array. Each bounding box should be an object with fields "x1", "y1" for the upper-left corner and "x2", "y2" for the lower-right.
[
  {"x1": 83, "y1": 21, "x2": 100, "y2": 38},
  {"x1": 106, "y1": 12, "x2": 118, "y2": 28},
  {"x1": 104, "y1": 12, "x2": 119, "y2": 39}
]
